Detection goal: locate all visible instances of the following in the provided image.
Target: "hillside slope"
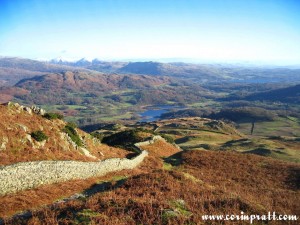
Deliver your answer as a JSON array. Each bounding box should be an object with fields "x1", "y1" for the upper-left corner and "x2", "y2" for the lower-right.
[
  {"x1": 3, "y1": 150, "x2": 299, "y2": 224},
  {"x1": 0, "y1": 107, "x2": 299, "y2": 224},
  {"x1": 0, "y1": 102, "x2": 128, "y2": 165}
]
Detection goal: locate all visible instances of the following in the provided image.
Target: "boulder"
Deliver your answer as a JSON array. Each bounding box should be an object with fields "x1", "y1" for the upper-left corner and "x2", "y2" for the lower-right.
[{"x1": 31, "y1": 105, "x2": 46, "y2": 115}]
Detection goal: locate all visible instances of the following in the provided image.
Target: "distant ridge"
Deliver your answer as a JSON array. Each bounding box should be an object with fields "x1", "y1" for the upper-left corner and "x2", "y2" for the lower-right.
[
  {"x1": 49, "y1": 57, "x2": 300, "y2": 83},
  {"x1": 0, "y1": 57, "x2": 91, "y2": 86},
  {"x1": 244, "y1": 84, "x2": 300, "y2": 103}
]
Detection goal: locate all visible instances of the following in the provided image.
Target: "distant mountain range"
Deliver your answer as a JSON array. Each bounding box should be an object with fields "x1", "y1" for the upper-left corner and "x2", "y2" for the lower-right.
[
  {"x1": 50, "y1": 57, "x2": 300, "y2": 83},
  {"x1": 0, "y1": 56, "x2": 300, "y2": 115},
  {"x1": 1, "y1": 57, "x2": 300, "y2": 88},
  {"x1": 0, "y1": 57, "x2": 89, "y2": 86}
]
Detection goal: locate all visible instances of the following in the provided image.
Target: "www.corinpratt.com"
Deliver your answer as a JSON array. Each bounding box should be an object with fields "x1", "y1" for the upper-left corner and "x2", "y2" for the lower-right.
[{"x1": 202, "y1": 211, "x2": 299, "y2": 224}]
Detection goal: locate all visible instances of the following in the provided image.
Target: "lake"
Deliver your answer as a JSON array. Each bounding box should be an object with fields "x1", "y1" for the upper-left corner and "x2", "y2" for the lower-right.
[{"x1": 138, "y1": 105, "x2": 183, "y2": 122}]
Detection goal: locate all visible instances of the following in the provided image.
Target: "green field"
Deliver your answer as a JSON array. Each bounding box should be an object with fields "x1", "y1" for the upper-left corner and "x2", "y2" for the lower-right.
[{"x1": 236, "y1": 117, "x2": 300, "y2": 137}]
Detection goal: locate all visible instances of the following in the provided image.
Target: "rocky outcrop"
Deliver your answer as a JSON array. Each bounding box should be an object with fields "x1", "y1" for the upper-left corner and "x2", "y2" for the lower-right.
[
  {"x1": 0, "y1": 151, "x2": 148, "y2": 196},
  {"x1": 3, "y1": 102, "x2": 46, "y2": 115},
  {"x1": 31, "y1": 105, "x2": 46, "y2": 116}
]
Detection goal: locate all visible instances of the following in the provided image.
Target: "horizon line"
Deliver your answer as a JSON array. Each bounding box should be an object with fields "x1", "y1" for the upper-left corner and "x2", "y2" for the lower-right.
[{"x1": 1, "y1": 55, "x2": 300, "y2": 67}]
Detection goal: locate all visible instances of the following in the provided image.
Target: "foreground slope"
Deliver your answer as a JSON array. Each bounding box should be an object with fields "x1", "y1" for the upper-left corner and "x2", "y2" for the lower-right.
[
  {"x1": 3, "y1": 150, "x2": 299, "y2": 224},
  {"x1": 0, "y1": 112, "x2": 299, "y2": 224}
]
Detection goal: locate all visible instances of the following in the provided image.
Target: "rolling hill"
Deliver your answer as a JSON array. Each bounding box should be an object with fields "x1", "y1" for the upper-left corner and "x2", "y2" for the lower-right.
[
  {"x1": 0, "y1": 71, "x2": 173, "y2": 105},
  {"x1": 15, "y1": 71, "x2": 171, "y2": 92},
  {"x1": 0, "y1": 70, "x2": 215, "y2": 125}
]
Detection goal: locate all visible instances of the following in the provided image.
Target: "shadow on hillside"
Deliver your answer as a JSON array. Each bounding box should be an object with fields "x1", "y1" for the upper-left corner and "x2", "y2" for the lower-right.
[
  {"x1": 83, "y1": 178, "x2": 127, "y2": 197},
  {"x1": 244, "y1": 148, "x2": 289, "y2": 158},
  {"x1": 286, "y1": 167, "x2": 300, "y2": 190},
  {"x1": 225, "y1": 138, "x2": 250, "y2": 144},
  {"x1": 126, "y1": 152, "x2": 140, "y2": 159},
  {"x1": 222, "y1": 138, "x2": 251, "y2": 147},
  {"x1": 0, "y1": 179, "x2": 129, "y2": 225},
  {"x1": 175, "y1": 136, "x2": 194, "y2": 144},
  {"x1": 164, "y1": 152, "x2": 183, "y2": 166},
  {"x1": 243, "y1": 148, "x2": 273, "y2": 156}
]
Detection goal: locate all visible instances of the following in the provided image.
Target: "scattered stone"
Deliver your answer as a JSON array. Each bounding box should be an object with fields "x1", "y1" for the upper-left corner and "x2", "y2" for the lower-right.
[
  {"x1": 35, "y1": 139, "x2": 47, "y2": 148},
  {"x1": 162, "y1": 209, "x2": 179, "y2": 218},
  {"x1": 79, "y1": 147, "x2": 98, "y2": 159},
  {"x1": 25, "y1": 134, "x2": 33, "y2": 145},
  {"x1": 0, "y1": 137, "x2": 8, "y2": 151},
  {"x1": 17, "y1": 124, "x2": 28, "y2": 132}
]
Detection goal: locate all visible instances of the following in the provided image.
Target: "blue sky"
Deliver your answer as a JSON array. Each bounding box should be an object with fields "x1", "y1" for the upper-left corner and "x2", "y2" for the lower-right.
[{"x1": 0, "y1": 0, "x2": 299, "y2": 64}]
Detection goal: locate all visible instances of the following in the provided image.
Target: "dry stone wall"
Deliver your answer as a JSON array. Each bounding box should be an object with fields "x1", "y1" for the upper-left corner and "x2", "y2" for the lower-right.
[
  {"x1": 135, "y1": 135, "x2": 182, "y2": 151},
  {"x1": 134, "y1": 135, "x2": 164, "y2": 147},
  {"x1": 0, "y1": 151, "x2": 148, "y2": 196}
]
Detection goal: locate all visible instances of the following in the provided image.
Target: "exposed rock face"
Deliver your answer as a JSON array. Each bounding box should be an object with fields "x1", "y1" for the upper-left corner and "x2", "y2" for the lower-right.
[
  {"x1": 2, "y1": 102, "x2": 46, "y2": 115},
  {"x1": 0, "y1": 151, "x2": 148, "y2": 196}
]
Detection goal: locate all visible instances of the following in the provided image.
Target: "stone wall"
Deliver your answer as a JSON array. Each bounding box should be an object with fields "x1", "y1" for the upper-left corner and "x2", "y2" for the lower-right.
[
  {"x1": 135, "y1": 135, "x2": 182, "y2": 151},
  {"x1": 0, "y1": 151, "x2": 148, "y2": 196},
  {"x1": 134, "y1": 135, "x2": 164, "y2": 147}
]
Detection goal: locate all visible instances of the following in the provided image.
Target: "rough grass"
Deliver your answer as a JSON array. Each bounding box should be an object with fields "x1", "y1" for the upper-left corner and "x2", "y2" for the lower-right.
[
  {"x1": 237, "y1": 117, "x2": 300, "y2": 137},
  {"x1": 221, "y1": 137, "x2": 300, "y2": 163},
  {"x1": 4, "y1": 151, "x2": 299, "y2": 224},
  {"x1": 139, "y1": 140, "x2": 180, "y2": 157},
  {"x1": 160, "y1": 117, "x2": 300, "y2": 164}
]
